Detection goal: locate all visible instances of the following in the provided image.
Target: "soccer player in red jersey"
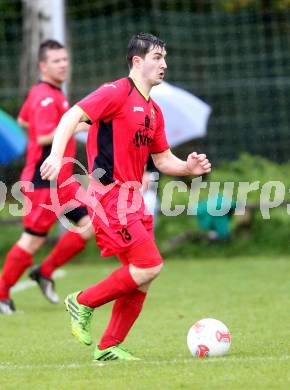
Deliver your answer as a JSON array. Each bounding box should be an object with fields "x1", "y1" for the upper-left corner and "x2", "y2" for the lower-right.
[
  {"x1": 0, "y1": 40, "x2": 94, "y2": 314},
  {"x1": 40, "y1": 33, "x2": 211, "y2": 360}
]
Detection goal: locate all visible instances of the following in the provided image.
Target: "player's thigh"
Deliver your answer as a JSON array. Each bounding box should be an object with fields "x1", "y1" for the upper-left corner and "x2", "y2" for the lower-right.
[
  {"x1": 64, "y1": 206, "x2": 94, "y2": 240},
  {"x1": 23, "y1": 188, "x2": 57, "y2": 236},
  {"x1": 117, "y1": 252, "x2": 129, "y2": 265},
  {"x1": 76, "y1": 214, "x2": 94, "y2": 240},
  {"x1": 116, "y1": 237, "x2": 163, "y2": 271}
]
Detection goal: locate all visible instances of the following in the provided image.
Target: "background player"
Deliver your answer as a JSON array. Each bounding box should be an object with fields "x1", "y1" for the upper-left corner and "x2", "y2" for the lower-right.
[
  {"x1": 40, "y1": 33, "x2": 211, "y2": 361},
  {"x1": 0, "y1": 40, "x2": 94, "y2": 314}
]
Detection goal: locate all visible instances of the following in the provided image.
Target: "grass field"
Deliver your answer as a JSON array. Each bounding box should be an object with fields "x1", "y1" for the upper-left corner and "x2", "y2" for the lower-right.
[{"x1": 0, "y1": 256, "x2": 289, "y2": 389}]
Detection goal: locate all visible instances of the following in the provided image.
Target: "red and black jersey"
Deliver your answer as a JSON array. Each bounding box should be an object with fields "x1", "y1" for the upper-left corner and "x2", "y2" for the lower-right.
[
  {"x1": 77, "y1": 77, "x2": 169, "y2": 185},
  {"x1": 18, "y1": 81, "x2": 76, "y2": 188}
]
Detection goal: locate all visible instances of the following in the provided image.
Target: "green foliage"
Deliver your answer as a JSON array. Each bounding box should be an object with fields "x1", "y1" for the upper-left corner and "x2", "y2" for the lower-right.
[
  {"x1": 158, "y1": 153, "x2": 290, "y2": 205},
  {"x1": 209, "y1": 153, "x2": 290, "y2": 202},
  {"x1": 1, "y1": 96, "x2": 22, "y2": 118},
  {"x1": 0, "y1": 0, "x2": 22, "y2": 41},
  {"x1": 156, "y1": 154, "x2": 290, "y2": 257},
  {"x1": 0, "y1": 0, "x2": 22, "y2": 116},
  {"x1": 66, "y1": 0, "x2": 290, "y2": 16},
  {"x1": 218, "y1": 0, "x2": 290, "y2": 12}
]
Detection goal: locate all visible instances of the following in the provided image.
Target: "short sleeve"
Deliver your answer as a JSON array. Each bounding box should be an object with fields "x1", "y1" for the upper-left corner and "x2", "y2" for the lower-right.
[
  {"x1": 34, "y1": 97, "x2": 60, "y2": 136},
  {"x1": 150, "y1": 110, "x2": 169, "y2": 154},
  {"x1": 77, "y1": 80, "x2": 128, "y2": 122}
]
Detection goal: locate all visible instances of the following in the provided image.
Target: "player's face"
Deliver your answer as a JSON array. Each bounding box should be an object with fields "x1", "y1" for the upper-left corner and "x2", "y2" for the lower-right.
[
  {"x1": 40, "y1": 48, "x2": 69, "y2": 85},
  {"x1": 141, "y1": 46, "x2": 167, "y2": 86}
]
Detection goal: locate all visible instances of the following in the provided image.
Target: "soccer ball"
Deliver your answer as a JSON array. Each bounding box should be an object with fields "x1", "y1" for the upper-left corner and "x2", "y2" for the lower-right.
[{"x1": 187, "y1": 318, "x2": 231, "y2": 358}]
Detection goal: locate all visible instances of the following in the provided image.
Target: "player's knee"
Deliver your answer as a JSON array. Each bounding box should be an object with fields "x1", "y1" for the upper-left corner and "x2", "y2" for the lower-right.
[
  {"x1": 80, "y1": 225, "x2": 94, "y2": 241},
  {"x1": 147, "y1": 263, "x2": 163, "y2": 280},
  {"x1": 77, "y1": 216, "x2": 94, "y2": 241},
  {"x1": 18, "y1": 232, "x2": 46, "y2": 254},
  {"x1": 130, "y1": 262, "x2": 163, "y2": 285}
]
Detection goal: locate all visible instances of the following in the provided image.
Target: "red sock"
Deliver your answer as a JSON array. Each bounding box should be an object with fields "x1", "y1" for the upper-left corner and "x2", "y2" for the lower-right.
[
  {"x1": 40, "y1": 231, "x2": 86, "y2": 278},
  {"x1": 0, "y1": 245, "x2": 33, "y2": 299},
  {"x1": 98, "y1": 289, "x2": 147, "y2": 350},
  {"x1": 77, "y1": 265, "x2": 138, "y2": 308}
]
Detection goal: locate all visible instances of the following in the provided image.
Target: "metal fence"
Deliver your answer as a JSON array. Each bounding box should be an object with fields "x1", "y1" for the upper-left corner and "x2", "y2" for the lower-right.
[{"x1": 67, "y1": 2, "x2": 290, "y2": 163}]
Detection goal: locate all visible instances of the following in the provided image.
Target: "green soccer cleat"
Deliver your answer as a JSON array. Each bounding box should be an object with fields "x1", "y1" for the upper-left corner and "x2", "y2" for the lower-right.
[
  {"x1": 64, "y1": 291, "x2": 94, "y2": 346},
  {"x1": 93, "y1": 345, "x2": 140, "y2": 361}
]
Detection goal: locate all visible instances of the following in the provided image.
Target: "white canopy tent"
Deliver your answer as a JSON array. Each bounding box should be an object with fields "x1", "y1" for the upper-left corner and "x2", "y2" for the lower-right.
[{"x1": 151, "y1": 82, "x2": 211, "y2": 147}]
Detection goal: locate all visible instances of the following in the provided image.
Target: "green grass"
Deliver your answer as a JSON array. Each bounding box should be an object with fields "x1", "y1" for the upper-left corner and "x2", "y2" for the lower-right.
[{"x1": 0, "y1": 257, "x2": 290, "y2": 389}]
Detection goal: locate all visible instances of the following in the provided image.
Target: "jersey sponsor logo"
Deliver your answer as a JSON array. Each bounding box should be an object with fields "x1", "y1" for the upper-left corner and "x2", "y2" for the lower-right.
[
  {"x1": 63, "y1": 100, "x2": 69, "y2": 109},
  {"x1": 145, "y1": 115, "x2": 150, "y2": 128},
  {"x1": 133, "y1": 115, "x2": 154, "y2": 147},
  {"x1": 133, "y1": 106, "x2": 144, "y2": 112},
  {"x1": 40, "y1": 97, "x2": 54, "y2": 107},
  {"x1": 103, "y1": 83, "x2": 117, "y2": 88},
  {"x1": 133, "y1": 128, "x2": 153, "y2": 148}
]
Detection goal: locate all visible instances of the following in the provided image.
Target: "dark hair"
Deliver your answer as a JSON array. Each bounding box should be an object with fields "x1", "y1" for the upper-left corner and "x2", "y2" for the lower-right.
[
  {"x1": 38, "y1": 39, "x2": 64, "y2": 62},
  {"x1": 127, "y1": 32, "x2": 166, "y2": 69}
]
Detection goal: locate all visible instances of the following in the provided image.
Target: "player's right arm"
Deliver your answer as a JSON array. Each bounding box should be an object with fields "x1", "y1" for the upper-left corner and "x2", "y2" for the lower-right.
[
  {"x1": 41, "y1": 79, "x2": 127, "y2": 181},
  {"x1": 18, "y1": 94, "x2": 30, "y2": 130},
  {"x1": 36, "y1": 116, "x2": 90, "y2": 146},
  {"x1": 17, "y1": 118, "x2": 29, "y2": 130},
  {"x1": 40, "y1": 105, "x2": 89, "y2": 181}
]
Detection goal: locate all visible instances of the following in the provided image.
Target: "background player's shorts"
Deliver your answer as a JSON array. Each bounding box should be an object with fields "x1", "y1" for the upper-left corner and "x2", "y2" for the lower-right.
[
  {"x1": 22, "y1": 180, "x2": 88, "y2": 235},
  {"x1": 87, "y1": 183, "x2": 156, "y2": 257}
]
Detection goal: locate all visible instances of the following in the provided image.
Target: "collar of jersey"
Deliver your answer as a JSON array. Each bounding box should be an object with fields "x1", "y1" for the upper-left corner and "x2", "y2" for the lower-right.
[
  {"x1": 128, "y1": 77, "x2": 150, "y2": 102},
  {"x1": 38, "y1": 80, "x2": 62, "y2": 91}
]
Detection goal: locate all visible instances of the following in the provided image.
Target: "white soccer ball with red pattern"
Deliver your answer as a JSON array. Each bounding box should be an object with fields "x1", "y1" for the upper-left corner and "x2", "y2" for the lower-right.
[{"x1": 187, "y1": 318, "x2": 231, "y2": 358}]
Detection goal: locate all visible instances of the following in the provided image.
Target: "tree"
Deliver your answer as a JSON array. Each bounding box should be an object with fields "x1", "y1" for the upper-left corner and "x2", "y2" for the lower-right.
[{"x1": 20, "y1": 0, "x2": 65, "y2": 98}]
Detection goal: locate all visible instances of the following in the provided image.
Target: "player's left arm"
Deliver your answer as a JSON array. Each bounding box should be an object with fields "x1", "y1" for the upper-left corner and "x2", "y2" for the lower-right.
[
  {"x1": 151, "y1": 108, "x2": 211, "y2": 176},
  {"x1": 152, "y1": 149, "x2": 211, "y2": 176}
]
